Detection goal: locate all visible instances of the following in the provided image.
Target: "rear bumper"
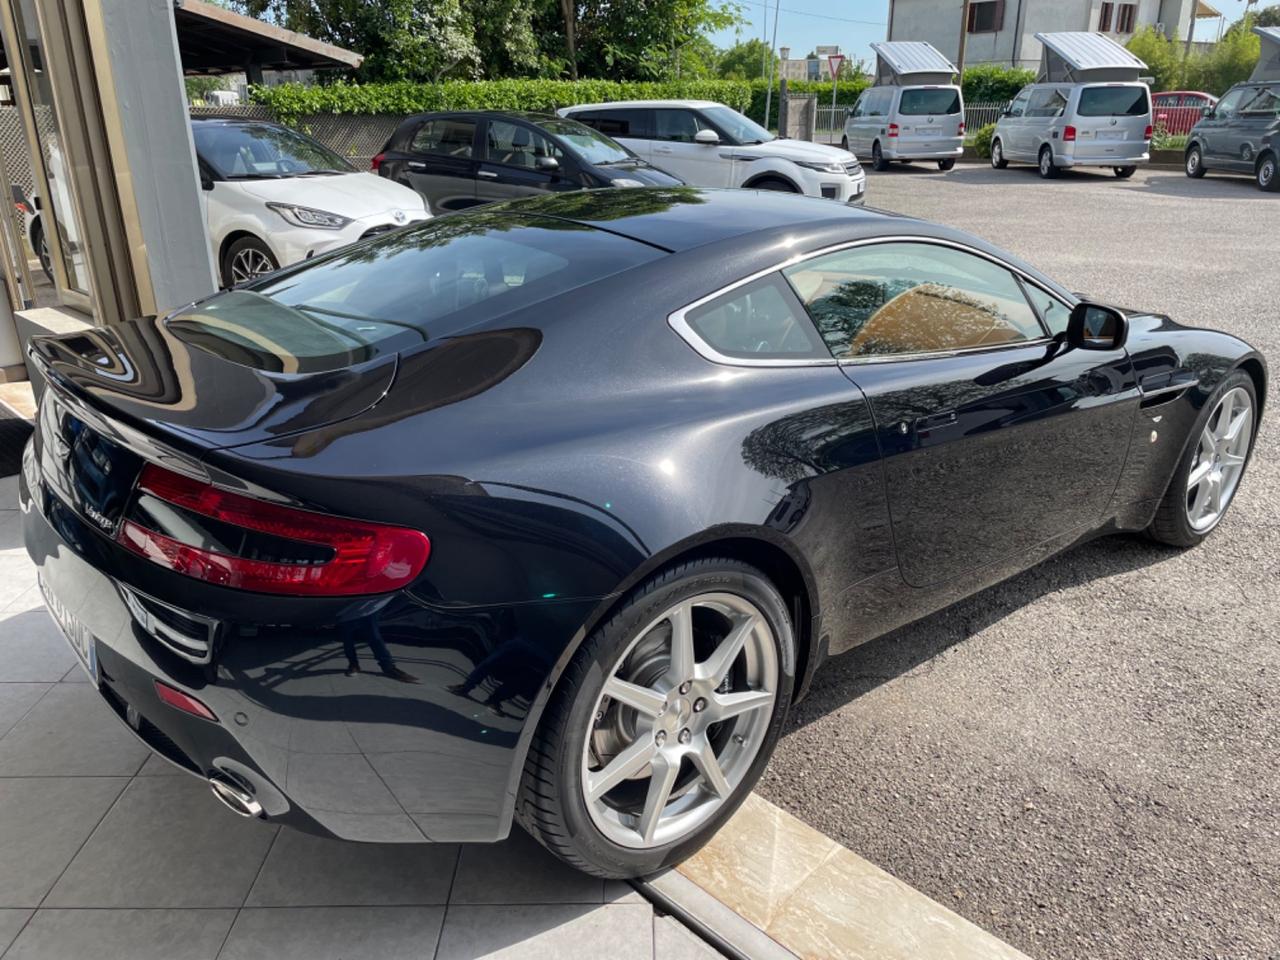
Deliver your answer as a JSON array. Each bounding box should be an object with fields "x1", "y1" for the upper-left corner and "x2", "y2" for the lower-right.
[
  {"x1": 882, "y1": 141, "x2": 963, "y2": 161},
  {"x1": 1057, "y1": 147, "x2": 1150, "y2": 168},
  {"x1": 19, "y1": 455, "x2": 593, "y2": 844}
]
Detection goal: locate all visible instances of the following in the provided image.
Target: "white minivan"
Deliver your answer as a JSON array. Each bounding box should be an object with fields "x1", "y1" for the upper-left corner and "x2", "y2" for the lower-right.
[{"x1": 843, "y1": 85, "x2": 965, "y2": 171}]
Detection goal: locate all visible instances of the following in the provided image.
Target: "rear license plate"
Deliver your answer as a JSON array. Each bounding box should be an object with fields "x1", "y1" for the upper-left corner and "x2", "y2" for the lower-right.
[
  {"x1": 1098, "y1": 130, "x2": 1125, "y2": 141},
  {"x1": 39, "y1": 573, "x2": 98, "y2": 686}
]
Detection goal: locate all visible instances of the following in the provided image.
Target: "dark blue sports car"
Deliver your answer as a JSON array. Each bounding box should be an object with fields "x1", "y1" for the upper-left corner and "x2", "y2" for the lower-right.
[{"x1": 20, "y1": 188, "x2": 1265, "y2": 878}]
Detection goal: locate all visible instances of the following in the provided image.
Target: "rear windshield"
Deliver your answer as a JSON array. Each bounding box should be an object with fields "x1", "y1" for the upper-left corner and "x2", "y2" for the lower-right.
[
  {"x1": 898, "y1": 88, "x2": 962, "y2": 116},
  {"x1": 165, "y1": 214, "x2": 662, "y2": 372},
  {"x1": 1077, "y1": 86, "x2": 1150, "y2": 117}
]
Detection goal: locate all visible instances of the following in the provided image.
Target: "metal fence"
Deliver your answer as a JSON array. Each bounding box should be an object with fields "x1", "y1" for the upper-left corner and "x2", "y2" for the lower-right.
[
  {"x1": 963, "y1": 101, "x2": 1010, "y2": 133},
  {"x1": 189, "y1": 105, "x2": 398, "y2": 167}
]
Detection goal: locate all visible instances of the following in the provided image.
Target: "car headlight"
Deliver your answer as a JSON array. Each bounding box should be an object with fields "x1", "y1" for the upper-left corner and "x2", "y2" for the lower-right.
[
  {"x1": 265, "y1": 202, "x2": 352, "y2": 230},
  {"x1": 795, "y1": 160, "x2": 847, "y2": 174},
  {"x1": 611, "y1": 178, "x2": 646, "y2": 188}
]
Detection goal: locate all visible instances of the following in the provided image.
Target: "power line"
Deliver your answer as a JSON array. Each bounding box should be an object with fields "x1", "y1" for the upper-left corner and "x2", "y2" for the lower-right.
[{"x1": 740, "y1": 0, "x2": 887, "y2": 27}]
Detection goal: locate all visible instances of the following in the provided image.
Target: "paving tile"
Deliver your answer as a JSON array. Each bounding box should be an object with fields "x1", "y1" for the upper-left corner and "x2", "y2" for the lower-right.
[
  {"x1": 0, "y1": 553, "x2": 36, "y2": 610},
  {"x1": 0, "y1": 607, "x2": 75, "y2": 683},
  {"x1": 653, "y1": 915, "x2": 726, "y2": 959},
  {"x1": 435, "y1": 904, "x2": 653, "y2": 960},
  {"x1": 0, "y1": 473, "x2": 19, "y2": 510},
  {"x1": 0, "y1": 777, "x2": 127, "y2": 907},
  {"x1": 58, "y1": 663, "x2": 89, "y2": 683},
  {"x1": 138, "y1": 753, "x2": 187, "y2": 776},
  {"x1": 0, "y1": 509, "x2": 22, "y2": 553},
  {"x1": 449, "y1": 828, "x2": 603, "y2": 905},
  {"x1": 0, "y1": 683, "x2": 49, "y2": 740},
  {"x1": 604, "y1": 880, "x2": 646, "y2": 904},
  {"x1": 245, "y1": 827, "x2": 458, "y2": 906},
  {"x1": 0, "y1": 909, "x2": 32, "y2": 955},
  {"x1": 0, "y1": 683, "x2": 148, "y2": 777},
  {"x1": 219, "y1": 906, "x2": 445, "y2": 960},
  {"x1": 4, "y1": 908, "x2": 235, "y2": 960},
  {"x1": 45, "y1": 775, "x2": 277, "y2": 908}
]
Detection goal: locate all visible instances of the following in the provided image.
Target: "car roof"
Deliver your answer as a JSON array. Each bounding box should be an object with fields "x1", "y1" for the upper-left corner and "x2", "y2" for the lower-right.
[{"x1": 562, "y1": 100, "x2": 722, "y2": 111}]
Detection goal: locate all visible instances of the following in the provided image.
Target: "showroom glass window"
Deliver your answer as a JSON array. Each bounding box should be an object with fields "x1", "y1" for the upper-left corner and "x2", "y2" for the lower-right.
[{"x1": 782, "y1": 242, "x2": 1046, "y2": 359}]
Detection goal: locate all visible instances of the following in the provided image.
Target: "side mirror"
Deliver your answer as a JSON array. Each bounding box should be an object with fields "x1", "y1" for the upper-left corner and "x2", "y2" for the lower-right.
[
  {"x1": 1067, "y1": 302, "x2": 1128, "y2": 351},
  {"x1": 535, "y1": 155, "x2": 560, "y2": 172},
  {"x1": 200, "y1": 175, "x2": 214, "y2": 191},
  {"x1": 1201, "y1": 105, "x2": 1214, "y2": 117},
  {"x1": 845, "y1": 108, "x2": 854, "y2": 119},
  {"x1": 694, "y1": 129, "x2": 720, "y2": 146}
]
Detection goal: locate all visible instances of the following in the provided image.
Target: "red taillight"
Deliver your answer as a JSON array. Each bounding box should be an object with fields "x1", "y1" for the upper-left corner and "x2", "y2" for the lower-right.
[
  {"x1": 117, "y1": 464, "x2": 430, "y2": 596},
  {"x1": 1143, "y1": 124, "x2": 1153, "y2": 140},
  {"x1": 371, "y1": 152, "x2": 385, "y2": 172},
  {"x1": 958, "y1": 120, "x2": 966, "y2": 136},
  {"x1": 154, "y1": 680, "x2": 217, "y2": 722},
  {"x1": 1063, "y1": 125, "x2": 1077, "y2": 142},
  {"x1": 887, "y1": 123, "x2": 899, "y2": 138}
]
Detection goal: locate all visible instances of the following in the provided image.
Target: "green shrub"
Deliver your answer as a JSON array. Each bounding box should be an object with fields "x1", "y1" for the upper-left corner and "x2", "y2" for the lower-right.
[
  {"x1": 961, "y1": 65, "x2": 1035, "y2": 104},
  {"x1": 251, "y1": 78, "x2": 752, "y2": 124},
  {"x1": 743, "y1": 77, "x2": 870, "y2": 124},
  {"x1": 971, "y1": 122, "x2": 997, "y2": 158}
]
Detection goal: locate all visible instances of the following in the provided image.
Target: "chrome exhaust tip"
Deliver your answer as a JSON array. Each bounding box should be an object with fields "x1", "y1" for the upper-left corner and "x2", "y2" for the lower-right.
[{"x1": 209, "y1": 774, "x2": 265, "y2": 818}]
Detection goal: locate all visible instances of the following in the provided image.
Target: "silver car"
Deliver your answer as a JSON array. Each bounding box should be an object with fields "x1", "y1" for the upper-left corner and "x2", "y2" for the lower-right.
[
  {"x1": 991, "y1": 82, "x2": 1152, "y2": 179},
  {"x1": 843, "y1": 84, "x2": 965, "y2": 172}
]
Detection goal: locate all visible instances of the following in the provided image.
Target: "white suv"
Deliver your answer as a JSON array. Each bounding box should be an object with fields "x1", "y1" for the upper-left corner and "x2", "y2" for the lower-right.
[
  {"x1": 193, "y1": 118, "x2": 430, "y2": 286},
  {"x1": 559, "y1": 100, "x2": 866, "y2": 203}
]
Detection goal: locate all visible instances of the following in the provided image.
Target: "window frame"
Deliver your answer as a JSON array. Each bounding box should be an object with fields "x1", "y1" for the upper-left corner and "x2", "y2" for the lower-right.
[
  {"x1": 1116, "y1": 3, "x2": 1137, "y2": 33},
  {"x1": 667, "y1": 236, "x2": 1073, "y2": 368},
  {"x1": 967, "y1": 0, "x2": 1005, "y2": 34},
  {"x1": 1099, "y1": 1, "x2": 1114, "y2": 32},
  {"x1": 409, "y1": 116, "x2": 480, "y2": 159}
]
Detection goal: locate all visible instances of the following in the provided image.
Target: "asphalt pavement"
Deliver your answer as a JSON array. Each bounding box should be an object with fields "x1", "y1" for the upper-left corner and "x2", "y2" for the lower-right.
[{"x1": 759, "y1": 164, "x2": 1279, "y2": 960}]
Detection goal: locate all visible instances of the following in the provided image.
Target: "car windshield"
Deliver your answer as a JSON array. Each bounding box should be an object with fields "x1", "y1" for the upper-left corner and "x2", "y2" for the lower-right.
[
  {"x1": 898, "y1": 88, "x2": 962, "y2": 116},
  {"x1": 164, "y1": 213, "x2": 662, "y2": 371},
  {"x1": 194, "y1": 123, "x2": 354, "y2": 179},
  {"x1": 1077, "y1": 86, "x2": 1150, "y2": 117},
  {"x1": 531, "y1": 118, "x2": 634, "y2": 164},
  {"x1": 700, "y1": 105, "x2": 775, "y2": 145}
]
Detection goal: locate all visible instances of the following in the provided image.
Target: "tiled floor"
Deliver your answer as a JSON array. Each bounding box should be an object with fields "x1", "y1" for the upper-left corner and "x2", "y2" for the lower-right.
[{"x1": 0, "y1": 472, "x2": 722, "y2": 960}]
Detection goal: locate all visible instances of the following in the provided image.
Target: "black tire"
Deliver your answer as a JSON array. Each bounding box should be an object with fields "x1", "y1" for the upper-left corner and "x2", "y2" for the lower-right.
[
  {"x1": 1256, "y1": 151, "x2": 1279, "y2": 192},
  {"x1": 1147, "y1": 370, "x2": 1258, "y2": 548},
  {"x1": 871, "y1": 141, "x2": 890, "y2": 171},
  {"x1": 221, "y1": 235, "x2": 279, "y2": 288},
  {"x1": 840, "y1": 136, "x2": 849, "y2": 151},
  {"x1": 750, "y1": 177, "x2": 798, "y2": 192},
  {"x1": 937, "y1": 158, "x2": 956, "y2": 171},
  {"x1": 1038, "y1": 146, "x2": 1059, "y2": 179},
  {"x1": 1113, "y1": 165, "x2": 1137, "y2": 179},
  {"x1": 516, "y1": 557, "x2": 796, "y2": 879},
  {"x1": 991, "y1": 138, "x2": 1008, "y2": 169},
  {"x1": 30, "y1": 218, "x2": 53, "y2": 283},
  {"x1": 1185, "y1": 144, "x2": 1207, "y2": 178}
]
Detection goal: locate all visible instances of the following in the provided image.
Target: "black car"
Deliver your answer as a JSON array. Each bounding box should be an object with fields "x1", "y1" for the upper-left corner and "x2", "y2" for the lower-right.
[
  {"x1": 1184, "y1": 79, "x2": 1280, "y2": 191},
  {"x1": 373, "y1": 110, "x2": 683, "y2": 212},
  {"x1": 21, "y1": 188, "x2": 1265, "y2": 879}
]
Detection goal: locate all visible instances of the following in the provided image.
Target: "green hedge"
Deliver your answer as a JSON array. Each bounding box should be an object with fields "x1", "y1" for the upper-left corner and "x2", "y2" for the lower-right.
[
  {"x1": 970, "y1": 122, "x2": 997, "y2": 157},
  {"x1": 960, "y1": 65, "x2": 1035, "y2": 104},
  {"x1": 251, "y1": 78, "x2": 752, "y2": 124},
  {"x1": 743, "y1": 77, "x2": 871, "y2": 124}
]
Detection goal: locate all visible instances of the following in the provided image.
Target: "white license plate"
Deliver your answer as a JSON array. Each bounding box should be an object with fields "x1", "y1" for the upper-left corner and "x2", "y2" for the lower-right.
[
  {"x1": 1098, "y1": 130, "x2": 1125, "y2": 141},
  {"x1": 39, "y1": 574, "x2": 98, "y2": 685}
]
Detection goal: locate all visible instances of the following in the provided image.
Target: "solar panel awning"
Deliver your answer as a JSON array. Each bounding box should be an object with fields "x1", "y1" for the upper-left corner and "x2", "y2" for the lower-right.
[
  {"x1": 1254, "y1": 26, "x2": 1280, "y2": 83},
  {"x1": 870, "y1": 42, "x2": 958, "y2": 85},
  {"x1": 1035, "y1": 32, "x2": 1148, "y2": 83}
]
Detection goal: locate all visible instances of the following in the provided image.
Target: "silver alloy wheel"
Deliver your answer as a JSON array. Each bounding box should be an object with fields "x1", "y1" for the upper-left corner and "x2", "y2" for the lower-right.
[
  {"x1": 1187, "y1": 149, "x2": 1200, "y2": 175},
  {"x1": 992, "y1": 140, "x2": 1002, "y2": 166},
  {"x1": 1040, "y1": 150, "x2": 1053, "y2": 176},
  {"x1": 581, "y1": 593, "x2": 778, "y2": 849},
  {"x1": 1185, "y1": 386, "x2": 1253, "y2": 532},
  {"x1": 1261, "y1": 157, "x2": 1276, "y2": 188},
  {"x1": 230, "y1": 246, "x2": 275, "y2": 284}
]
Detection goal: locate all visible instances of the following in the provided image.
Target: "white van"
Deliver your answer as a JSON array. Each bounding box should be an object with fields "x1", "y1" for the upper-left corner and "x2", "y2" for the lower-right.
[
  {"x1": 990, "y1": 32, "x2": 1152, "y2": 179},
  {"x1": 843, "y1": 41, "x2": 964, "y2": 172}
]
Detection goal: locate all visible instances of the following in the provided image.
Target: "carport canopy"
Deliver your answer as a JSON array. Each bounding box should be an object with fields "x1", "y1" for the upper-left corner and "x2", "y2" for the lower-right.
[
  {"x1": 174, "y1": 0, "x2": 362, "y2": 80},
  {"x1": 870, "y1": 41, "x2": 958, "y2": 86},
  {"x1": 1034, "y1": 31, "x2": 1147, "y2": 83},
  {"x1": 1254, "y1": 26, "x2": 1280, "y2": 82}
]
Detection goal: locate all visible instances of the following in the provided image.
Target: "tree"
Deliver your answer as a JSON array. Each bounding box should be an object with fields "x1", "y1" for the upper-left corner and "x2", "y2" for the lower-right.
[
  {"x1": 717, "y1": 37, "x2": 775, "y2": 79},
  {"x1": 1126, "y1": 27, "x2": 1184, "y2": 92},
  {"x1": 184, "y1": 75, "x2": 228, "y2": 104},
  {"x1": 1248, "y1": 4, "x2": 1280, "y2": 27}
]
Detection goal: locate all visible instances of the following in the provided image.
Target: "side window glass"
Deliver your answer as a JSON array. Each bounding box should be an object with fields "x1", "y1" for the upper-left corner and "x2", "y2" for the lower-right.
[
  {"x1": 1025, "y1": 285, "x2": 1071, "y2": 336},
  {"x1": 1241, "y1": 87, "x2": 1280, "y2": 117},
  {"x1": 580, "y1": 110, "x2": 648, "y2": 138},
  {"x1": 681, "y1": 275, "x2": 826, "y2": 360},
  {"x1": 654, "y1": 109, "x2": 700, "y2": 142},
  {"x1": 782, "y1": 242, "x2": 1046, "y2": 360},
  {"x1": 485, "y1": 121, "x2": 562, "y2": 169},
  {"x1": 1214, "y1": 89, "x2": 1243, "y2": 119},
  {"x1": 1007, "y1": 88, "x2": 1032, "y2": 118},
  {"x1": 851, "y1": 94, "x2": 865, "y2": 118},
  {"x1": 410, "y1": 119, "x2": 476, "y2": 158}
]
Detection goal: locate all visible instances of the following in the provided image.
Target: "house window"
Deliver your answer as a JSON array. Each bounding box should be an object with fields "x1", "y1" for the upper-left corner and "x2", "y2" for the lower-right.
[
  {"x1": 1117, "y1": 3, "x2": 1137, "y2": 33},
  {"x1": 967, "y1": 0, "x2": 1005, "y2": 33},
  {"x1": 1099, "y1": 2, "x2": 1114, "y2": 31}
]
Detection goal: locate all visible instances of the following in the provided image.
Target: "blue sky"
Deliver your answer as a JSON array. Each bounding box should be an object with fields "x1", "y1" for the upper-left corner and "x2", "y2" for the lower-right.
[{"x1": 708, "y1": 0, "x2": 1261, "y2": 67}]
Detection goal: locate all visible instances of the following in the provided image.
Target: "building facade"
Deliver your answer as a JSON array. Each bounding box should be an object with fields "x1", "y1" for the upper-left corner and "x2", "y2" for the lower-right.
[
  {"x1": 886, "y1": 0, "x2": 1220, "y2": 72},
  {"x1": 777, "y1": 45, "x2": 843, "y2": 81}
]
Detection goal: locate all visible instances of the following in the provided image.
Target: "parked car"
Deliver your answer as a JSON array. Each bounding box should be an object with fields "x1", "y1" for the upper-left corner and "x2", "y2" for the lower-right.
[
  {"x1": 560, "y1": 99, "x2": 867, "y2": 203},
  {"x1": 373, "y1": 111, "x2": 683, "y2": 214},
  {"x1": 1184, "y1": 81, "x2": 1280, "y2": 191},
  {"x1": 991, "y1": 81, "x2": 1152, "y2": 178},
  {"x1": 843, "y1": 84, "x2": 965, "y2": 172},
  {"x1": 1152, "y1": 91, "x2": 1217, "y2": 136},
  {"x1": 193, "y1": 117, "x2": 430, "y2": 286},
  {"x1": 21, "y1": 188, "x2": 1265, "y2": 878},
  {"x1": 11, "y1": 186, "x2": 51, "y2": 281}
]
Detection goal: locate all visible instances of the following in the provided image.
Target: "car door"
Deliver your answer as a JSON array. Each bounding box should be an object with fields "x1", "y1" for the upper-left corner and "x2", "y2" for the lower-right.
[
  {"x1": 845, "y1": 93, "x2": 866, "y2": 151},
  {"x1": 1200, "y1": 87, "x2": 1244, "y2": 165},
  {"x1": 650, "y1": 109, "x2": 727, "y2": 185},
  {"x1": 1234, "y1": 85, "x2": 1280, "y2": 170},
  {"x1": 1002, "y1": 86, "x2": 1033, "y2": 157},
  {"x1": 862, "y1": 88, "x2": 890, "y2": 153},
  {"x1": 782, "y1": 240, "x2": 1138, "y2": 588},
  {"x1": 399, "y1": 117, "x2": 480, "y2": 213},
  {"x1": 474, "y1": 118, "x2": 579, "y2": 204}
]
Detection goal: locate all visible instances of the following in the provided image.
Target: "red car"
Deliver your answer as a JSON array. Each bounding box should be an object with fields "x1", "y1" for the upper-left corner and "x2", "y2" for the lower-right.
[{"x1": 1152, "y1": 91, "x2": 1218, "y2": 136}]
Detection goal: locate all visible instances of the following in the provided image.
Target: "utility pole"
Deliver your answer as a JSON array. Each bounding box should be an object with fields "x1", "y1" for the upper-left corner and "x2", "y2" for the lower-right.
[
  {"x1": 763, "y1": 0, "x2": 781, "y2": 132},
  {"x1": 957, "y1": 0, "x2": 971, "y2": 74}
]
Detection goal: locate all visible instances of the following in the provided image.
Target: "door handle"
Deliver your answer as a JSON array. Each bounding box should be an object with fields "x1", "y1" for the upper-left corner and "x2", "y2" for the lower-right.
[
  {"x1": 477, "y1": 170, "x2": 498, "y2": 178},
  {"x1": 914, "y1": 410, "x2": 959, "y2": 432},
  {"x1": 654, "y1": 146, "x2": 673, "y2": 154},
  {"x1": 407, "y1": 161, "x2": 426, "y2": 171}
]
